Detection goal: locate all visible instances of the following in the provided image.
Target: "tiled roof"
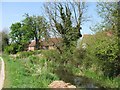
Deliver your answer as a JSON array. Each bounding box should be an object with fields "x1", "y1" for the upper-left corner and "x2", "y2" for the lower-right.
[{"x1": 29, "y1": 38, "x2": 62, "y2": 47}]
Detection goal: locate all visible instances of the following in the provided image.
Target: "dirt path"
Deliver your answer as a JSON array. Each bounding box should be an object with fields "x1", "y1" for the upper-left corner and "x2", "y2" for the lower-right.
[{"x1": 0, "y1": 57, "x2": 5, "y2": 90}]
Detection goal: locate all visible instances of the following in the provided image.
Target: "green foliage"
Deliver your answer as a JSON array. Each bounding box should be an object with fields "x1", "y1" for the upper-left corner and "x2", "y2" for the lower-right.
[
  {"x1": 85, "y1": 2, "x2": 119, "y2": 78},
  {"x1": 4, "y1": 43, "x2": 22, "y2": 54},
  {"x1": 16, "y1": 50, "x2": 41, "y2": 59},
  {"x1": 3, "y1": 54, "x2": 59, "y2": 88},
  {"x1": 4, "y1": 46, "x2": 12, "y2": 54},
  {"x1": 70, "y1": 3, "x2": 120, "y2": 88},
  {"x1": 42, "y1": 44, "x2": 120, "y2": 88},
  {"x1": 9, "y1": 14, "x2": 48, "y2": 53},
  {"x1": 81, "y1": 69, "x2": 120, "y2": 88},
  {"x1": 42, "y1": 50, "x2": 60, "y2": 63},
  {"x1": 22, "y1": 14, "x2": 48, "y2": 49},
  {"x1": 73, "y1": 48, "x2": 86, "y2": 64},
  {"x1": 94, "y1": 32, "x2": 119, "y2": 77},
  {"x1": 78, "y1": 31, "x2": 119, "y2": 77},
  {"x1": 10, "y1": 22, "x2": 23, "y2": 43},
  {"x1": 44, "y1": 2, "x2": 87, "y2": 52},
  {"x1": 54, "y1": 4, "x2": 81, "y2": 46},
  {"x1": 16, "y1": 51, "x2": 34, "y2": 58}
]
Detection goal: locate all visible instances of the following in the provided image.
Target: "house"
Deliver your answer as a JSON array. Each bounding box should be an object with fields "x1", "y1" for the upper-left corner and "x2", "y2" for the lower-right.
[
  {"x1": 28, "y1": 40, "x2": 37, "y2": 51},
  {"x1": 28, "y1": 38, "x2": 62, "y2": 51}
]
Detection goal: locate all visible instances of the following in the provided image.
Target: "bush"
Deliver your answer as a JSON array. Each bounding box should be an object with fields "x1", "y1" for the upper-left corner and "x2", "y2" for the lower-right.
[
  {"x1": 4, "y1": 46, "x2": 13, "y2": 54},
  {"x1": 78, "y1": 31, "x2": 119, "y2": 77},
  {"x1": 16, "y1": 50, "x2": 41, "y2": 59},
  {"x1": 17, "y1": 51, "x2": 34, "y2": 58},
  {"x1": 4, "y1": 43, "x2": 25, "y2": 54},
  {"x1": 73, "y1": 48, "x2": 86, "y2": 67},
  {"x1": 42, "y1": 50, "x2": 60, "y2": 61}
]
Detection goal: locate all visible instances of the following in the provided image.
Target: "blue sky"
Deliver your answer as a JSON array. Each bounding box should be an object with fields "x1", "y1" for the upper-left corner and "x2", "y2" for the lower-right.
[{"x1": 1, "y1": 2, "x2": 102, "y2": 34}]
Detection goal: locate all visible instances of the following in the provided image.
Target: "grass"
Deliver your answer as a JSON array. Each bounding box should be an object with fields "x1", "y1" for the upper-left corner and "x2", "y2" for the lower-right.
[
  {"x1": 78, "y1": 69, "x2": 120, "y2": 88},
  {"x1": 2, "y1": 50, "x2": 120, "y2": 88},
  {"x1": 3, "y1": 53, "x2": 59, "y2": 88},
  {"x1": 41, "y1": 49, "x2": 120, "y2": 88}
]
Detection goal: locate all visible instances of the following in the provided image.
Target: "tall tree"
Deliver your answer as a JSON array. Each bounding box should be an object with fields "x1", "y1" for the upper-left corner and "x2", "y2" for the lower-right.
[
  {"x1": 10, "y1": 22, "x2": 28, "y2": 51},
  {"x1": 10, "y1": 22, "x2": 23, "y2": 43},
  {"x1": 22, "y1": 14, "x2": 48, "y2": 49},
  {"x1": 96, "y1": 2, "x2": 120, "y2": 55},
  {"x1": 44, "y1": 2, "x2": 87, "y2": 53},
  {"x1": 94, "y1": 2, "x2": 120, "y2": 77},
  {"x1": 9, "y1": 14, "x2": 48, "y2": 53}
]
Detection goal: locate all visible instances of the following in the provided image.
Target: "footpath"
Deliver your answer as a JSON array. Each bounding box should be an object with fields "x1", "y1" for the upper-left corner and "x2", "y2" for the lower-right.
[{"x1": 0, "y1": 57, "x2": 5, "y2": 90}]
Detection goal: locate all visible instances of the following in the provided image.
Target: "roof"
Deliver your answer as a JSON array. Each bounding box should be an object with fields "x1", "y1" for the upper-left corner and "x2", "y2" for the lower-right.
[
  {"x1": 29, "y1": 38, "x2": 62, "y2": 47},
  {"x1": 48, "y1": 38, "x2": 62, "y2": 45},
  {"x1": 41, "y1": 38, "x2": 62, "y2": 46}
]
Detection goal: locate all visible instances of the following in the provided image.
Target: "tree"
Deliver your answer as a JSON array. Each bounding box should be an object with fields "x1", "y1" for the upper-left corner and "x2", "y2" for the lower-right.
[
  {"x1": 0, "y1": 31, "x2": 9, "y2": 52},
  {"x1": 97, "y1": 2, "x2": 119, "y2": 33},
  {"x1": 10, "y1": 22, "x2": 23, "y2": 43},
  {"x1": 10, "y1": 22, "x2": 27, "y2": 52},
  {"x1": 22, "y1": 14, "x2": 48, "y2": 49},
  {"x1": 117, "y1": 1, "x2": 120, "y2": 60},
  {"x1": 44, "y1": 2, "x2": 87, "y2": 53},
  {"x1": 9, "y1": 14, "x2": 48, "y2": 53},
  {"x1": 90, "y1": 2, "x2": 120, "y2": 77}
]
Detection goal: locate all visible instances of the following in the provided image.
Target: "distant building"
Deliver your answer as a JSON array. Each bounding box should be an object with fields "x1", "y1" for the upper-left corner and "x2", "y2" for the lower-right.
[
  {"x1": 28, "y1": 40, "x2": 37, "y2": 51},
  {"x1": 28, "y1": 38, "x2": 62, "y2": 51}
]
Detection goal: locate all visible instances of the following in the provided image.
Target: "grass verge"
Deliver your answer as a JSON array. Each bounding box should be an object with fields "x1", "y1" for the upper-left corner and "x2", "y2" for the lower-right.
[{"x1": 3, "y1": 54, "x2": 59, "y2": 88}]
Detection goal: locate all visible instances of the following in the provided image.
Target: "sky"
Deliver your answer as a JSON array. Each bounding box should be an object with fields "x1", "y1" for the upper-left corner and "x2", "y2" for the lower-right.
[{"x1": 0, "y1": 1, "x2": 102, "y2": 34}]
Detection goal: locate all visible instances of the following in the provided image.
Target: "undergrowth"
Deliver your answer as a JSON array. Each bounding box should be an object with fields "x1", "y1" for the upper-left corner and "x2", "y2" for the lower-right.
[{"x1": 3, "y1": 53, "x2": 59, "y2": 88}]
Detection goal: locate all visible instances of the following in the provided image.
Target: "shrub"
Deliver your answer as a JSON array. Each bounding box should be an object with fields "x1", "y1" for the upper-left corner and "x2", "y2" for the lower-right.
[
  {"x1": 17, "y1": 51, "x2": 33, "y2": 58},
  {"x1": 42, "y1": 50, "x2": 60, "y2": 61},
  {"x1": 78, "y1": 31, "x2": 119, "y2": 77},
  {"x1": 4, "y1": 43, "x2": 25, "y2": 54},
  {"x1": 3, "y1": 54, "x2": 59, "y2": 88}
]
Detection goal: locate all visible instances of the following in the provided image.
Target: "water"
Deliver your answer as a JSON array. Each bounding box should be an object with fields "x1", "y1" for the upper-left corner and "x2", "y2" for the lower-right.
[{"x1": 53, "y1": 67, "x2": 107, "y2": 89}]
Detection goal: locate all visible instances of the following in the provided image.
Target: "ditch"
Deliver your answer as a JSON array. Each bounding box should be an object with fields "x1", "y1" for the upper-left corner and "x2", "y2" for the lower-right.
[{"x1": 54, "y1": 67, "x2": 107, "y2": 90}]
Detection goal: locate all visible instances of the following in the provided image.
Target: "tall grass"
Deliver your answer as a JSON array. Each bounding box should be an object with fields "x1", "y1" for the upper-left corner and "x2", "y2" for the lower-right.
[
  {"x1": 3, "y1": 49, "x2": 120, "y2": 88},
  {"x1": 3, "y1": 52, "x2": 59, "y2": 88},
  {"x1": 78, "y1": 69, "x2": 120, "y2": 88},
  {"x1": 42, "y1": 49, "x2": 120, "y2": 88}
]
